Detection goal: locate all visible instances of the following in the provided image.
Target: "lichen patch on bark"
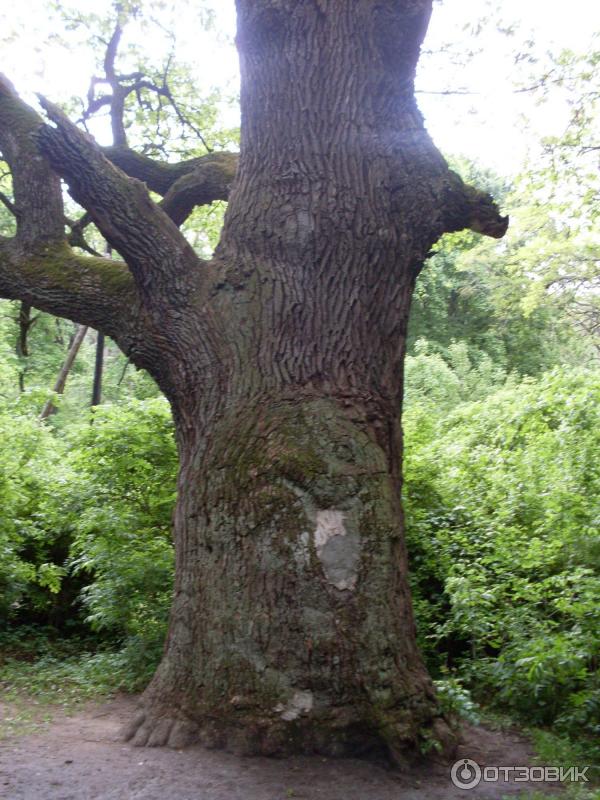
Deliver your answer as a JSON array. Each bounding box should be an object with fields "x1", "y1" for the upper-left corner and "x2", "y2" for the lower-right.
[{"x1": 314, "y1": 509, "x2": 360, "y2": 591}]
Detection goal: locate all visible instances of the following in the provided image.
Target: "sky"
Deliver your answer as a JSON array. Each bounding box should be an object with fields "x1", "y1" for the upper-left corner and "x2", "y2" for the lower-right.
[
  {"x1": 1, "y1": 0, "x2": 599, "y2": 175},
  {"x1": 418, "y1": 0, "x2": 600, "y2": 170}
]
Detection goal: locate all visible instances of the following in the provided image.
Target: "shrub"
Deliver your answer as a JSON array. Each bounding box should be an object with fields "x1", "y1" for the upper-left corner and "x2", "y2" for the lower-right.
[
  {"x1": 67, "y1": 397, "x2": 177, "y2": 673},
  {"x1": 404, "y1": 368, "x2": 600, "y2": 754}
]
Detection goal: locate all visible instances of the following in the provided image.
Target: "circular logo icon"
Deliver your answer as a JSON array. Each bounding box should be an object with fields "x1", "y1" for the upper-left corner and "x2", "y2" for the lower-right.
[{"x1": 451, "y1": 758, "x2": 482, "y2": 790}]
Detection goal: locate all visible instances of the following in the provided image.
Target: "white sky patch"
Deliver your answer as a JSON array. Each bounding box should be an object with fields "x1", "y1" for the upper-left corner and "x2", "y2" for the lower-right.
[{"x1": 417, "y1": 0, "x2": 600, "y2": 171}]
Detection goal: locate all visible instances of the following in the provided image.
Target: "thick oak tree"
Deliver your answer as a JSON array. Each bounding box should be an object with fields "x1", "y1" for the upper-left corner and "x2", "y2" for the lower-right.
[{"x1": 0, "y1": 0, "x2": 507, "y2": 762}]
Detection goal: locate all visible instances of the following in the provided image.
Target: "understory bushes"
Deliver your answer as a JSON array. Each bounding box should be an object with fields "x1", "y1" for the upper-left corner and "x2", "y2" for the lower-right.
[
  {"x1": 67, "y1": 398, "x2": 177, "y2": 685},
  {"x1": 403, "y1": 367, "x2": 600, "y2": 756},
  {"x1": 0, "y1": 409, "x2": 71, "y2": 625},
  {"x1": 0, "y1": 397, "x2": 177, "y2": 689},
  {"x1": 0, "y1": 367, "x2": 598, "y2": 755}
]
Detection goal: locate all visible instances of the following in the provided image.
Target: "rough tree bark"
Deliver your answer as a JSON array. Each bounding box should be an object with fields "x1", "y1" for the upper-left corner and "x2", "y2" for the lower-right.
[{"x1": 0, "y1": 0, "x2": 507, "y2": 763}]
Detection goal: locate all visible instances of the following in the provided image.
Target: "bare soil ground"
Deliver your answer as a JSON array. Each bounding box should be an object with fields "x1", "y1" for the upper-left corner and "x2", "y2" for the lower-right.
[{"x1": 0, "y1": 694, "x2": 563, "y2": 800}]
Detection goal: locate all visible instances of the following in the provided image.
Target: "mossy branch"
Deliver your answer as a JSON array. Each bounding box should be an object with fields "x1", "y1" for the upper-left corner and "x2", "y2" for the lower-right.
[
  {"x1": 0, "y1": 239, "x2": 137, "y2": 342},
  {"x1": 104, "y1": 146, "x2": 238, "y2": 225},
  {"x1": 159, "y1": 153, "x2": 238, "y2": 225},
  {"x1": 0, "y1": 74, "x2": 140, "y2": 340},
  {"x1": 36, "y1": 94, "x2": 203, "y2": 304}
]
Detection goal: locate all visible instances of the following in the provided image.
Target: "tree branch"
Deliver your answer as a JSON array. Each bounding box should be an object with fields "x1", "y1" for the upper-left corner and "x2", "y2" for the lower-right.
[
  {"x1": 0, "y1": 238, "x2": 136, "y2": 341},
  {"x1": 0, "y1": 74, "x2": 64, "y2": 247},
  {"x1": 82, "y1": 16, "x2": 214, "y2": 156},
  {"x1": 0, "y1": 74, "x2": 224, "y2": 401},
  {"x1": 40, "y1": 323, "x2": 88, "y2": 419},
  {"x1": 36, "y1": 95, "x2": 203, "y2": 302},
  {"x1": 103, "y1": 22, "x2": 128, "y2": 146},
  {"x1": 65, "y1": 211, "x2": 104, "y2": 256},
  {"x1": 442, "y1": 170, "x2": 509, "y2": 239},
  {"x1": 103, "y1": 145, "x2": 238, "y2": 218},
  {"x1": 0, "y1": 74, "x2": 140, "y2": 342},
  {"x1": 159, "y1": 153, "x2": 237, "y2": 225}
]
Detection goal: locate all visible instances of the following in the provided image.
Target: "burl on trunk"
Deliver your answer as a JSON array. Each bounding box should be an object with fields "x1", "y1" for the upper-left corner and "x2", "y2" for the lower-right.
[{"x1": 0, "y1": 0, "x2": 507, "y2": 764}]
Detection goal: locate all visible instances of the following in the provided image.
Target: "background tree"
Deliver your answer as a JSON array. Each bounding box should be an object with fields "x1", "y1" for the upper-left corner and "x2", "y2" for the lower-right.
[
  {"x1": 0, "y1": 0, "x2": 508, "y2": 760},
  {"x1": 445, "y1": 44, "x2": 600, "y2": 359}
]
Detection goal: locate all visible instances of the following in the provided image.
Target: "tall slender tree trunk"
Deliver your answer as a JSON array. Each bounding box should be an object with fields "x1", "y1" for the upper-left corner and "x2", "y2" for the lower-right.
[
  {"x1": 40, "y1": 324, "x2": 88, "y2": 419},
  {"x1": 91, "y1": 331, "x2": 104, "y2": 408},
  {"x1": 16, "y1": 301, "x2": 33, "y2": 392},
  {"x1": 124, "y1": 0, "x2": 460, "y2": 761}
]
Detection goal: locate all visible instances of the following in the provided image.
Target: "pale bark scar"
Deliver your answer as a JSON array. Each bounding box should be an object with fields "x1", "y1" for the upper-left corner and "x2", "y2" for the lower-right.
[
  {"x1": 274, "y1": 690, "x2": 314, "y2": 721},
  {"x1": 313, "y1": 509, "x2": 360, "y2": 591}
]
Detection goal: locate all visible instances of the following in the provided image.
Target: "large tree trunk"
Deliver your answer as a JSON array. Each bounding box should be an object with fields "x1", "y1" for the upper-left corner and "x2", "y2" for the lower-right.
[
  {"x1": 124, "y1": 0, "x2": 458, "y2": 762},
  {"x1": 133, "y1": 396, "x2": 452, "y2": 762}
]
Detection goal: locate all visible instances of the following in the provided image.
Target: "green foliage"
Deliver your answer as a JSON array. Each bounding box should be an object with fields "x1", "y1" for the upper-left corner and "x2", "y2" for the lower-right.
[
  {"x1": 0, "y1": 166, "x2": 16, "y2": 238},
  {"x1": 404, "y1": 368, "x2": 600, "y2": 756},
  {"x1": 442, "y1": 47, "x2": 600, "y2": 358},
  {"x1": 404, "y1": 338, "x2": 512, "y2": 410},
  {"x1": 0, "y1": 630, "x2": 155, "y2": 739},
  {"x1": 0, "y1": 307, "x2": 19, "y2": 396},
  {"x1": 66, "y1": 397, "x2": 177, "y2": 677},
  {"x1": 433, "y1": 677, "x2": 480, "y2": 725},
  {"x1": 410, "y1": 214, "x2": 589, "y2": 377},
  {"x1": 0, "y1": 299, "x2": 162, "y2": 424},
  {"x1": 184, "y1": 200, "x2": 227, "y2": 257},
  {"x1": 0, "y1": 395, "x2": 177, "y2": 686},
  {"x1": 531, "y1": 728, "x2": 599, "y2": 785},
  {"x1": 0, "y1": 407, "x2": 71, "y2": 623}
]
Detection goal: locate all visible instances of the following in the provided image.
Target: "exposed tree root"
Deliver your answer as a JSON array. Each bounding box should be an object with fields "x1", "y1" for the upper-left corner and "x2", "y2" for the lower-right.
[
  {"x1": 122, "y1": 709, "x2": 199, "y2": 749},
  {"x1": 121, "y1": 701, "x2": 456, "y2": 768}
]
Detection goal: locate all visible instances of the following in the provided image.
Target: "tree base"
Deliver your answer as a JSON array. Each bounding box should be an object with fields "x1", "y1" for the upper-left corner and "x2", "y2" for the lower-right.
[
  {"x1": 121, "y1": 699, "x2": 457, "y2": 766},
  {"x1": 119, "y1": 397, "x2": 459, "y2": 767}
]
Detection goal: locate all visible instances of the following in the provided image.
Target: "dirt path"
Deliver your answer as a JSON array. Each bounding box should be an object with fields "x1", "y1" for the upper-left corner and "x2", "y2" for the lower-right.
[{"x1": 0, "y1": 695, "x2": 563, "y2": 800}]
